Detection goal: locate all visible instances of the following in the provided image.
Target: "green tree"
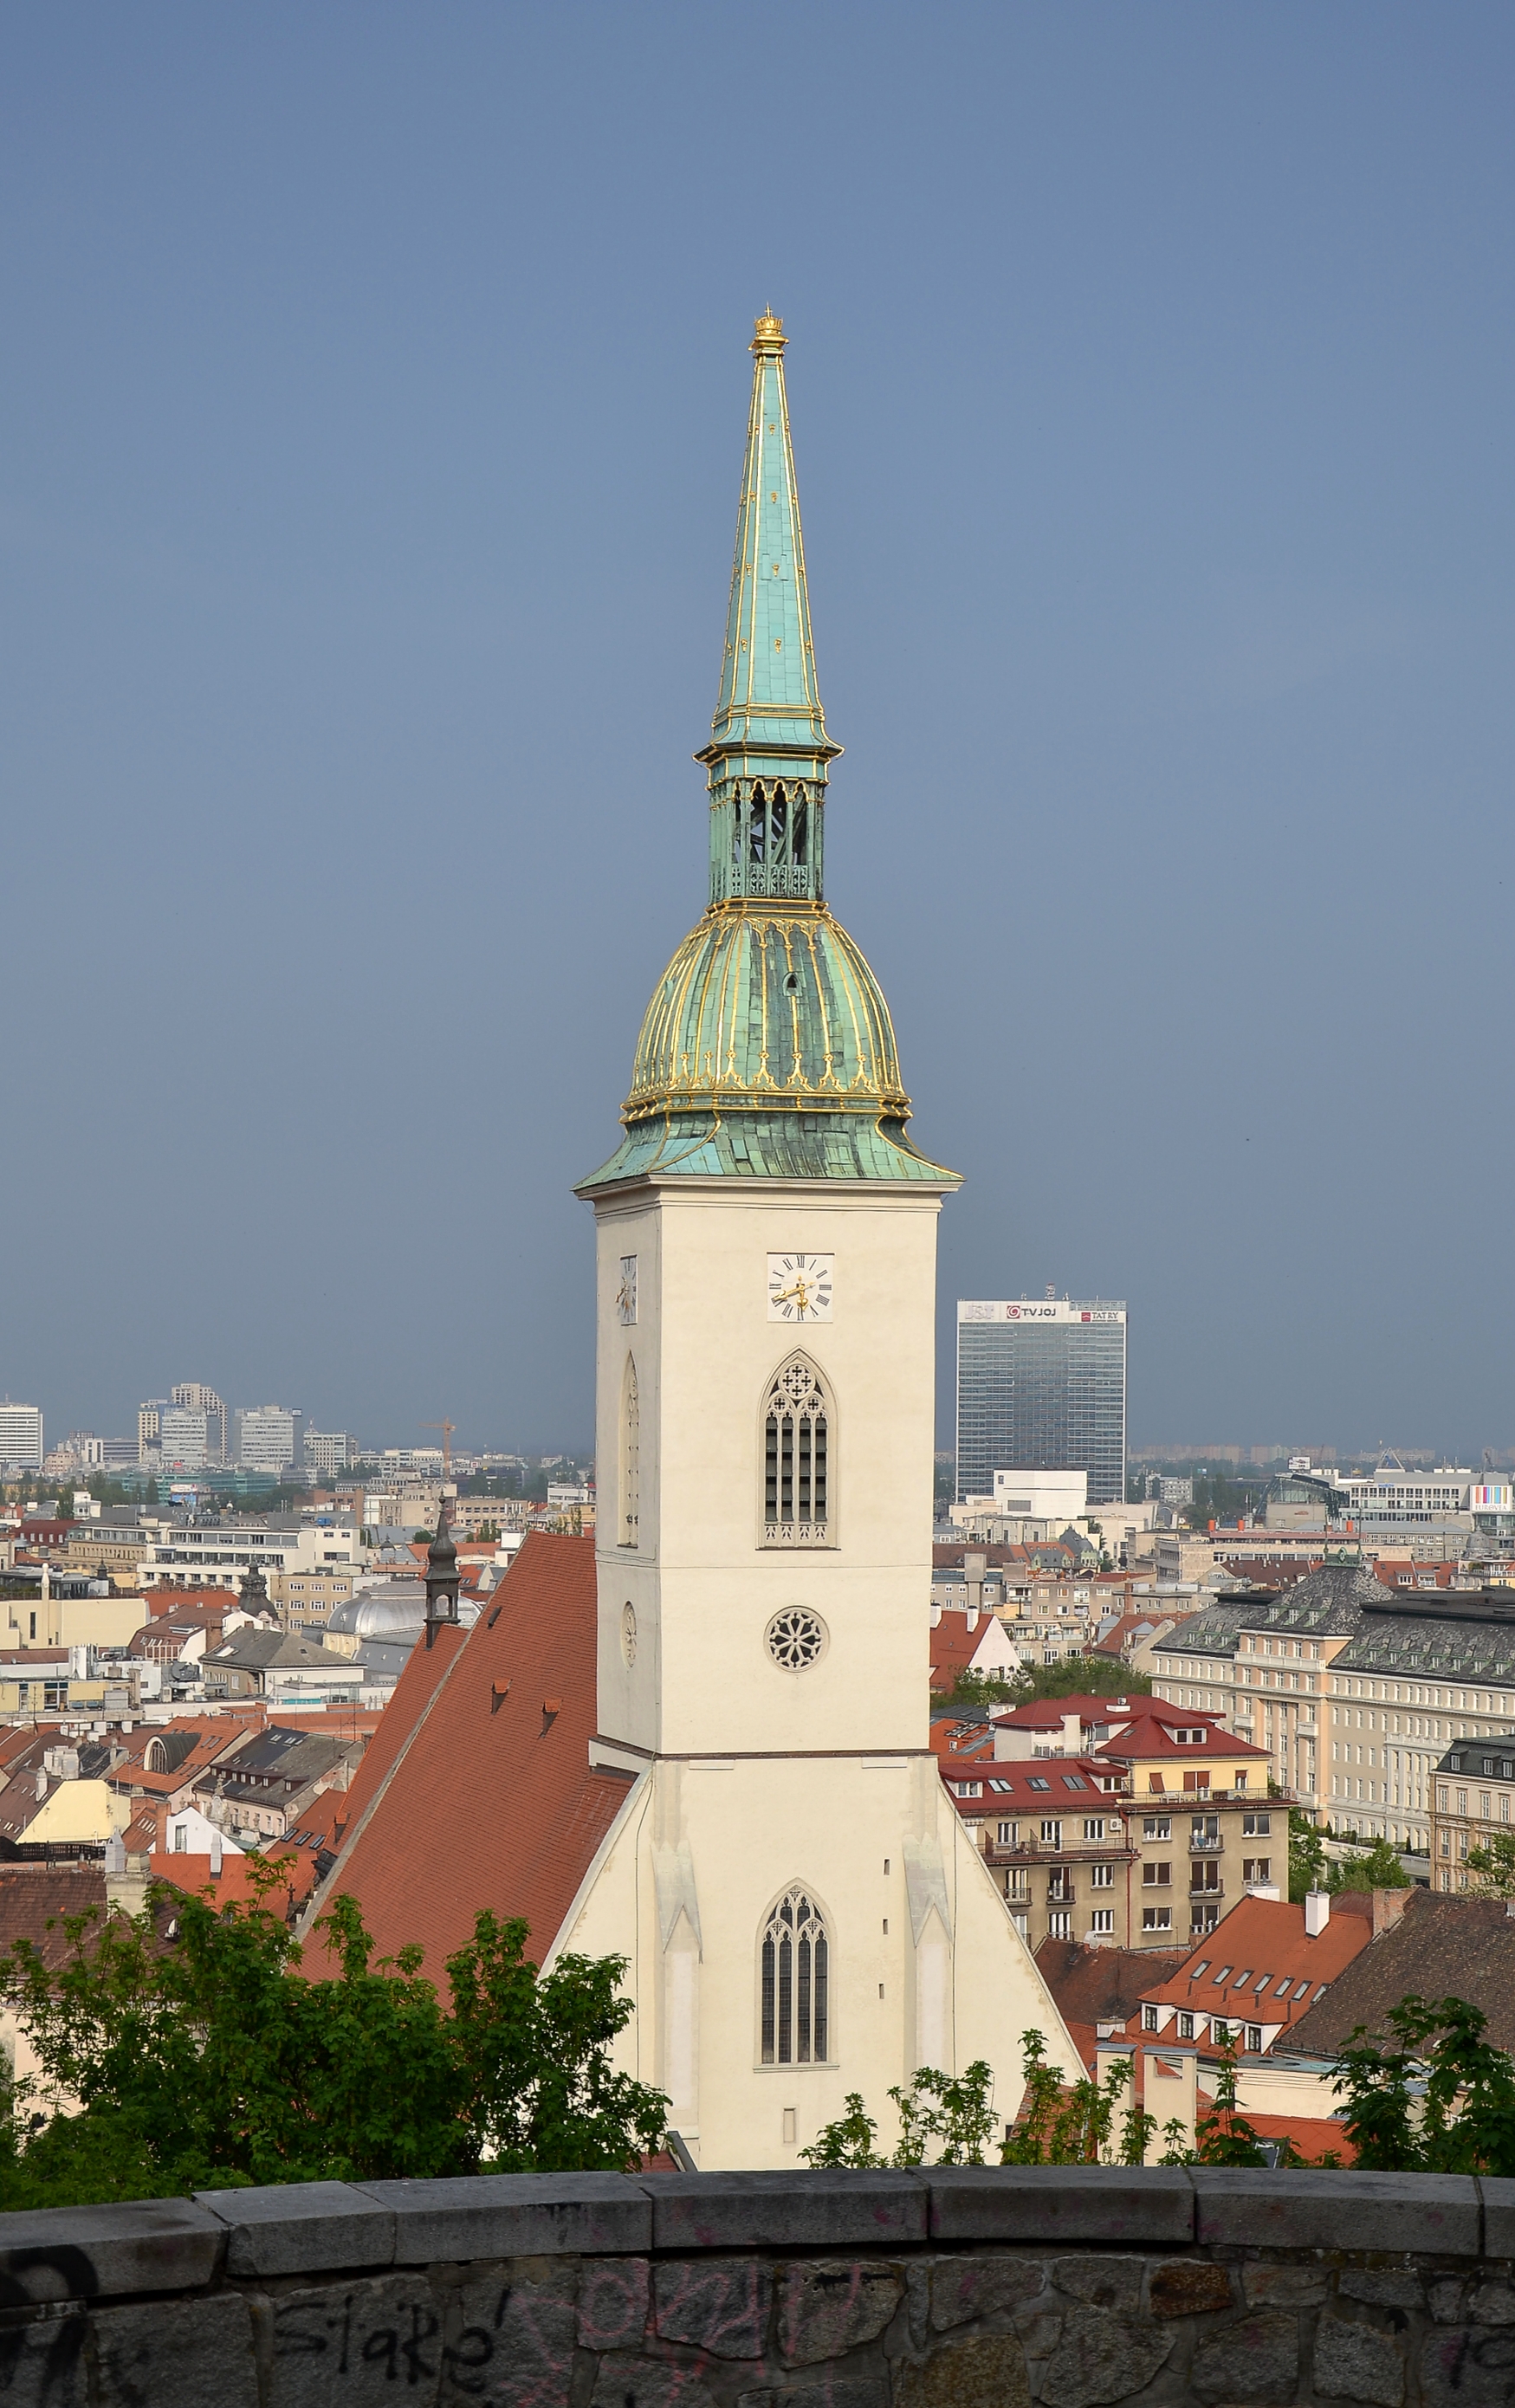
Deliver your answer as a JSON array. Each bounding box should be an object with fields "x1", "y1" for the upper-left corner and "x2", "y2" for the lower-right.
[
  {"x1": 802, "y1": 2062, "x2": 999, "y2": 2169},
  {"x1": 1331, "y1": 1995, "x2": 1515, "y2": 2175},
  {"x1": 1007, "y1": 1656, "x2": 1151, "y2": 1705},
  {"x1": 0, "y1": 1865, "x2": 666, "y2": 2208},
  {"x1": 1190, "y1": 2042, "x2": 1278, "y2": 2166},
  {"x1": 1288, "y1": 1809, "x2": 1327, "y2": 1902},
  {"x1": 945, "y1": 1668, "x2": 1021, "y2": 1708},
  {"x1": 1329, "y1": 1836, "x2": 1410, "y2": 1893},
  {"x1": 1466, "y1": 1832, "x2": 1515, "y2": 1896}
]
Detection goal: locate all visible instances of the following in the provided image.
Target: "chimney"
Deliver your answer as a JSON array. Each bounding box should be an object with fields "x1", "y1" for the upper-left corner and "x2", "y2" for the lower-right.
[
  {"x1": 1372, "y1": 1887, "x2": 1409, "y2": 1939},
  {"x1": 1304, "y1": 1890, "x2": 1330, "y2": 1938},
  {"x1": 210, "y1": 1831, "x2": 223, "y2": 1880}
]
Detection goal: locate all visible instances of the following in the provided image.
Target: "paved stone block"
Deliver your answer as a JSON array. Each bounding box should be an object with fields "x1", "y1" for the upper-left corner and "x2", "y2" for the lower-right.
[
  {"x1": 1240, "y1": 2264, "x2": 1328, "y2": 2308},
  {"x1": 1479, "y1": 2176, "x2": 1515, "y2": 2262},
  {"x1": 778, "y1": 2261, "x2": 903, "y2": 2366},
  {"x1": 1190, "y1": 2309, "x2": 1298, "y2": 2405},
  {"x1": 1339, "y1": 2272, "x2": 1424, "y2": 2314},
  {"x1": 578, "y1": 2258, "x2": 649, "y2": 2352},
  {"x1": 1017, "y1": 2312, "x2": 1064, "y2": 2360},
  {"x1": 1052, "y1": 2260, "x2": 1143, "y2": 2313},
  {"x1": 197, "y1": 2180, "x2": 395, "y2": 2279},
  {"x1": 94, "y1": 2292, "x2": 258, "y2": 2408},
  {"x1": 269, "y1": 2274, "x2": 444, "y2": 2406},
  {"x1": 639, "y1": 2172, "x2": 926, "y2": 2251},
  {"x1": 1040, "y1": 2308, "x2": 1175, "y2": 2408},
  {"x1": 0, "y1": 2311, "x2": 87, "y2": 2407},
  {"x1": 930, "y1": 2258, "x2": 1046, "y2": 2332},
  {"x1": 447, "y1": 2276, "x2": 578, "y2": 2407},
  {"x1": 897, "y1": 2334, "x2": 1032, "y2": 2408},
  {"x1": 928, "y1": 2170, "x2": 1194, "y2": 2247},
  {"x1": 740, "y1": 2385, "x2": 887, "y2": 2408},
  {"x1": 1314, "y1": 2314, "x2": 1407, "y2": 2407},
  {"x1": 1192, "y1": 2166, "x2": 1479, "y2": 2256},
  {"x1": 0, "y1": 2198, "x2": 225, "y2": 2303},
  {"x1": 357, "y1": 2172, "x2": 649, "y2": 2262},
  {"x1": 1147, "y1": 2262, "x2": 1232, "y2": 2319},
  {"x1": 589, "y1": 2353, "x2": 715, "y2": 2408},
  {"x1": 1468, "y1": 2282, "x2": 1515, "y2": 2327},
  {"x1": 1421, "y1": 2327, "x2": 1515, "y2": 2408},
  {"x1": 1428, "y1": 2278, "x2": 1468, "y2": 2325},
  {"x1": 654, "y1": 2258, "x2": 771, "y2": 2358}
]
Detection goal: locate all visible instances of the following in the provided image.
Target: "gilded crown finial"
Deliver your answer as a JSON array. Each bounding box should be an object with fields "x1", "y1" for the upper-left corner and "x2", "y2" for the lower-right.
[{"x1": 751, "y1": 308, "x2": 786, "y2": 353}]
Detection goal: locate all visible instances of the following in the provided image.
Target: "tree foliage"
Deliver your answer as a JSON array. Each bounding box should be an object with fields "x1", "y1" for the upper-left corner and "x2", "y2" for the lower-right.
[
  {"x1": 1287, "y1": 1809, "x2": 1327, "y2": 1902},
  {"x1": 1465, "y1": 1832, "x2": 1515, "y2": 1897},
  {"x1": 1006, "y1": 1657, "x2": 1151, "y2": 1705},
  {"x1": 1328, "y1": 1835, "x2": 1411, "y2": 1894},
  {"x1": 0, "y1": 1863, "x2": 667, "y2": 2208},
  {"x1": 1332, "y1": 1995, "x2": 1515, "y2": 2174}
]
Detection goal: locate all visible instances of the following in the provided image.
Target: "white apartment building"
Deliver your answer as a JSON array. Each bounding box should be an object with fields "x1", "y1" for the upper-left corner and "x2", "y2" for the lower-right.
[
  {"x1": 988, "y1": 1469, "x2": 1088, "y2": 1520},
  {"x1": 171, "y1": 1384, "x2": 226, "y2": 1461},
  {"x1": 0, "y1": 1405, "x2": 44, "y2": 1471},
  {"x1": 158, "y1": 1407, "x2": 212, "y2": 1469},
  {"x1": 304, "y1": 1430, "x2": 356, "y2": 1477},
  {"x1": 234, "y1": 1406, "x2": 304, "y2": 1473},
  {"x1": 1148, "y1": 1558, "x2": 1515, "y2": 1856},
  {"x1": 137, "y1": 1518, "x2": 361, "y2": 1591},
  {"x1": 1335, "y1": 1464, "x2": 1473, "y2": 1532}
]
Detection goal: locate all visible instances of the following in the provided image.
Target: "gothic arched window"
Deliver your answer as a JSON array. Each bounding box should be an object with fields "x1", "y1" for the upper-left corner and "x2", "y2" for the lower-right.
[
  {"x1": 620, "y1": 1356, "x2": 639, "y2": 1548},
  {"x1": 761, "y1": 1355, "x2": 830, "y2": 1545},
  {"x1": 760, "y1": 1886, "x2": 830, "y2": 2064}
]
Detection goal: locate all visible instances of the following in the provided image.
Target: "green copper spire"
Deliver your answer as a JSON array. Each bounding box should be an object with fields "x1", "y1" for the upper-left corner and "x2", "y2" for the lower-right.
[
  {"x1": 697, "y1": 312, "x2": 838, "y2": 909},
  {"x1": 576, "y1": 315, "x2": 956, "y2": 1196}
]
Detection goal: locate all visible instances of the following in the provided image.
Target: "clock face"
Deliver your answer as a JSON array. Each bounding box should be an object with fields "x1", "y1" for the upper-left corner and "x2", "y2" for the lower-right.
[
  {"x1": 767, "y1": 1251, "x2": 834, "y2": 1323},
  {"x1": 616, "y1": 1255, "x2": 638, "y2": 1325}
]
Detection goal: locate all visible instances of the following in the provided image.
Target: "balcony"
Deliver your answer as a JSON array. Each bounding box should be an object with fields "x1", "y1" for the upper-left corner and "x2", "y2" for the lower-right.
[
  {"x1": 1188, "y1": 1879, "x2": 1224, "y2": 1899},
  {"x1": 1189, "y1": 1835, "x2": 1223, "y2": 1852}
]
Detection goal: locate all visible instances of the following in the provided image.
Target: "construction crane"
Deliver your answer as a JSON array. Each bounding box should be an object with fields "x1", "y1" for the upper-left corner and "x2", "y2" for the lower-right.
[{"x1": 421, "y1": 1421, "x2": 456, "y2": 1479}]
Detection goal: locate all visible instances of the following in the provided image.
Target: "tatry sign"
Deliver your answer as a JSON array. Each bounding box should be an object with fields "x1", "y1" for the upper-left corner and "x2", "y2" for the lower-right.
[{"x1": 958, "y1": 1300, "x2": 1126, "y2": 1326}]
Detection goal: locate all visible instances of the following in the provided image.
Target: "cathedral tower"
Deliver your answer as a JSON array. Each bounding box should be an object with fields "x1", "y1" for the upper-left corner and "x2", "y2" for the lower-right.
[{"x1": 565, "y1": 317, "x2": 1077, "y2": 2165}]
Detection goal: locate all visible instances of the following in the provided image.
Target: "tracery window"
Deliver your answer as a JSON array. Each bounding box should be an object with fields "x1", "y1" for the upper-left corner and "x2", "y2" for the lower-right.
[
  {"x1": 762, "y1": 1356, "x2": 830, "y2": 1546},
  {"x1": 760, "y1": 1887, "x2": 830, "y2": 2064},
  {"x1": 620, "y1": 1356, "x2": 639, "y2": 1548}
]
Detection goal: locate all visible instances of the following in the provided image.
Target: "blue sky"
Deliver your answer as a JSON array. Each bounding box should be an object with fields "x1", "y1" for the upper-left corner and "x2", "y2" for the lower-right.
[{"x1": 3, "y1": 3, "x2": 1512, "y2": 1459}]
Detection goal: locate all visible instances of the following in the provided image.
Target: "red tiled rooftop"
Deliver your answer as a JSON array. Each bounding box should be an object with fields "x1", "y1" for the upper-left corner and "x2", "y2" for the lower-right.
[
  {"x1": 301, "y1": 1533, "x2": 633, "y2": 1981},
  {"x1": 1139, "y1": 1893, "x2": 1375, "y2": 2025}
]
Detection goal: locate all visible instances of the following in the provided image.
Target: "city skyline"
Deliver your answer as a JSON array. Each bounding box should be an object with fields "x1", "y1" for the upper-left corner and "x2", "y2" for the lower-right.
[{"x1": 3, "y1": 10, "x2": 1512, "y2": 1450}]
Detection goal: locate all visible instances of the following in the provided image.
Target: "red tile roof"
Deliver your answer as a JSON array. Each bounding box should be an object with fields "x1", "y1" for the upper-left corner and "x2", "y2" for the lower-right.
[
  {"x1": 927, "y1": 1615, "x2": 1012, "y2": 1685},
  {"x1": 1139, "y1": 1893, "x2": 1375, "y2": 2042},
  {"x1": 301, "y1": 1533, "x2": 634, "y2": 1982},
  {"x1": 152, "y1": 1850, "x2": 316, "y2": 1914},
  {"x1": 995, "y1": 1693, "x2": 1151, "y2": 1731},
  {"x1": 1245, "y1": 2113, "x2": 1355, "y2": 2164},
  {"x1": 940, "y1": 1754, "x2": 1123, "y2": 1814}
]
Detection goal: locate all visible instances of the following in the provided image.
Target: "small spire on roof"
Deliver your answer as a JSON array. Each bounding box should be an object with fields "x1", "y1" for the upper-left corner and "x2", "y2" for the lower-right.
[{"x1": 424, "y1": 1494, "x2": 460, "y2": 1647}]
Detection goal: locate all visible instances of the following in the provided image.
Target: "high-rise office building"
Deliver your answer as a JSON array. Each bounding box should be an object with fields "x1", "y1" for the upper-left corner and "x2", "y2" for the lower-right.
[
  {"x1": 0, "y1": 1403, "x2": 44, "y2": 1471},
  {"x1": 234, "y1": 1404, "x2": 304, "y2": 1473},
  {"x1": 955, "y1": 1298, "x2": 1126, "y2": 1507},
  {"x1": 171, "y1": 1383, "x2": 226, "y2": 1463}
]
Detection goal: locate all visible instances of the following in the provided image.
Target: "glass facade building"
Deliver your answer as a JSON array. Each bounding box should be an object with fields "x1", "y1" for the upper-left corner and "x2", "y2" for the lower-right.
[{"x1": 955, "y1": 1301, "x2": 1126, "y2": 1507}]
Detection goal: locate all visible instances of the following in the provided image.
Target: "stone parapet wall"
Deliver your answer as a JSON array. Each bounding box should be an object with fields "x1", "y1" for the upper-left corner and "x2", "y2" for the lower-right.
[{"x1": 2, "y1": 2165, "x2": 1514, "y2": 2406}]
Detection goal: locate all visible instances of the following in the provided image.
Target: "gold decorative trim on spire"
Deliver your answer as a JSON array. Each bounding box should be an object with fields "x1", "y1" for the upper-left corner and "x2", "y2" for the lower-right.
[{"x1": 751, "y1": 308, "x2": 787, "y2": 354}]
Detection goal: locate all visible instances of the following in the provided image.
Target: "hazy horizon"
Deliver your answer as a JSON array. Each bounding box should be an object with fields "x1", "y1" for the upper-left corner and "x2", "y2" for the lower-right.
[{"x1": 3, "y1": 5, "x2": 1512, "y2": 1460}]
